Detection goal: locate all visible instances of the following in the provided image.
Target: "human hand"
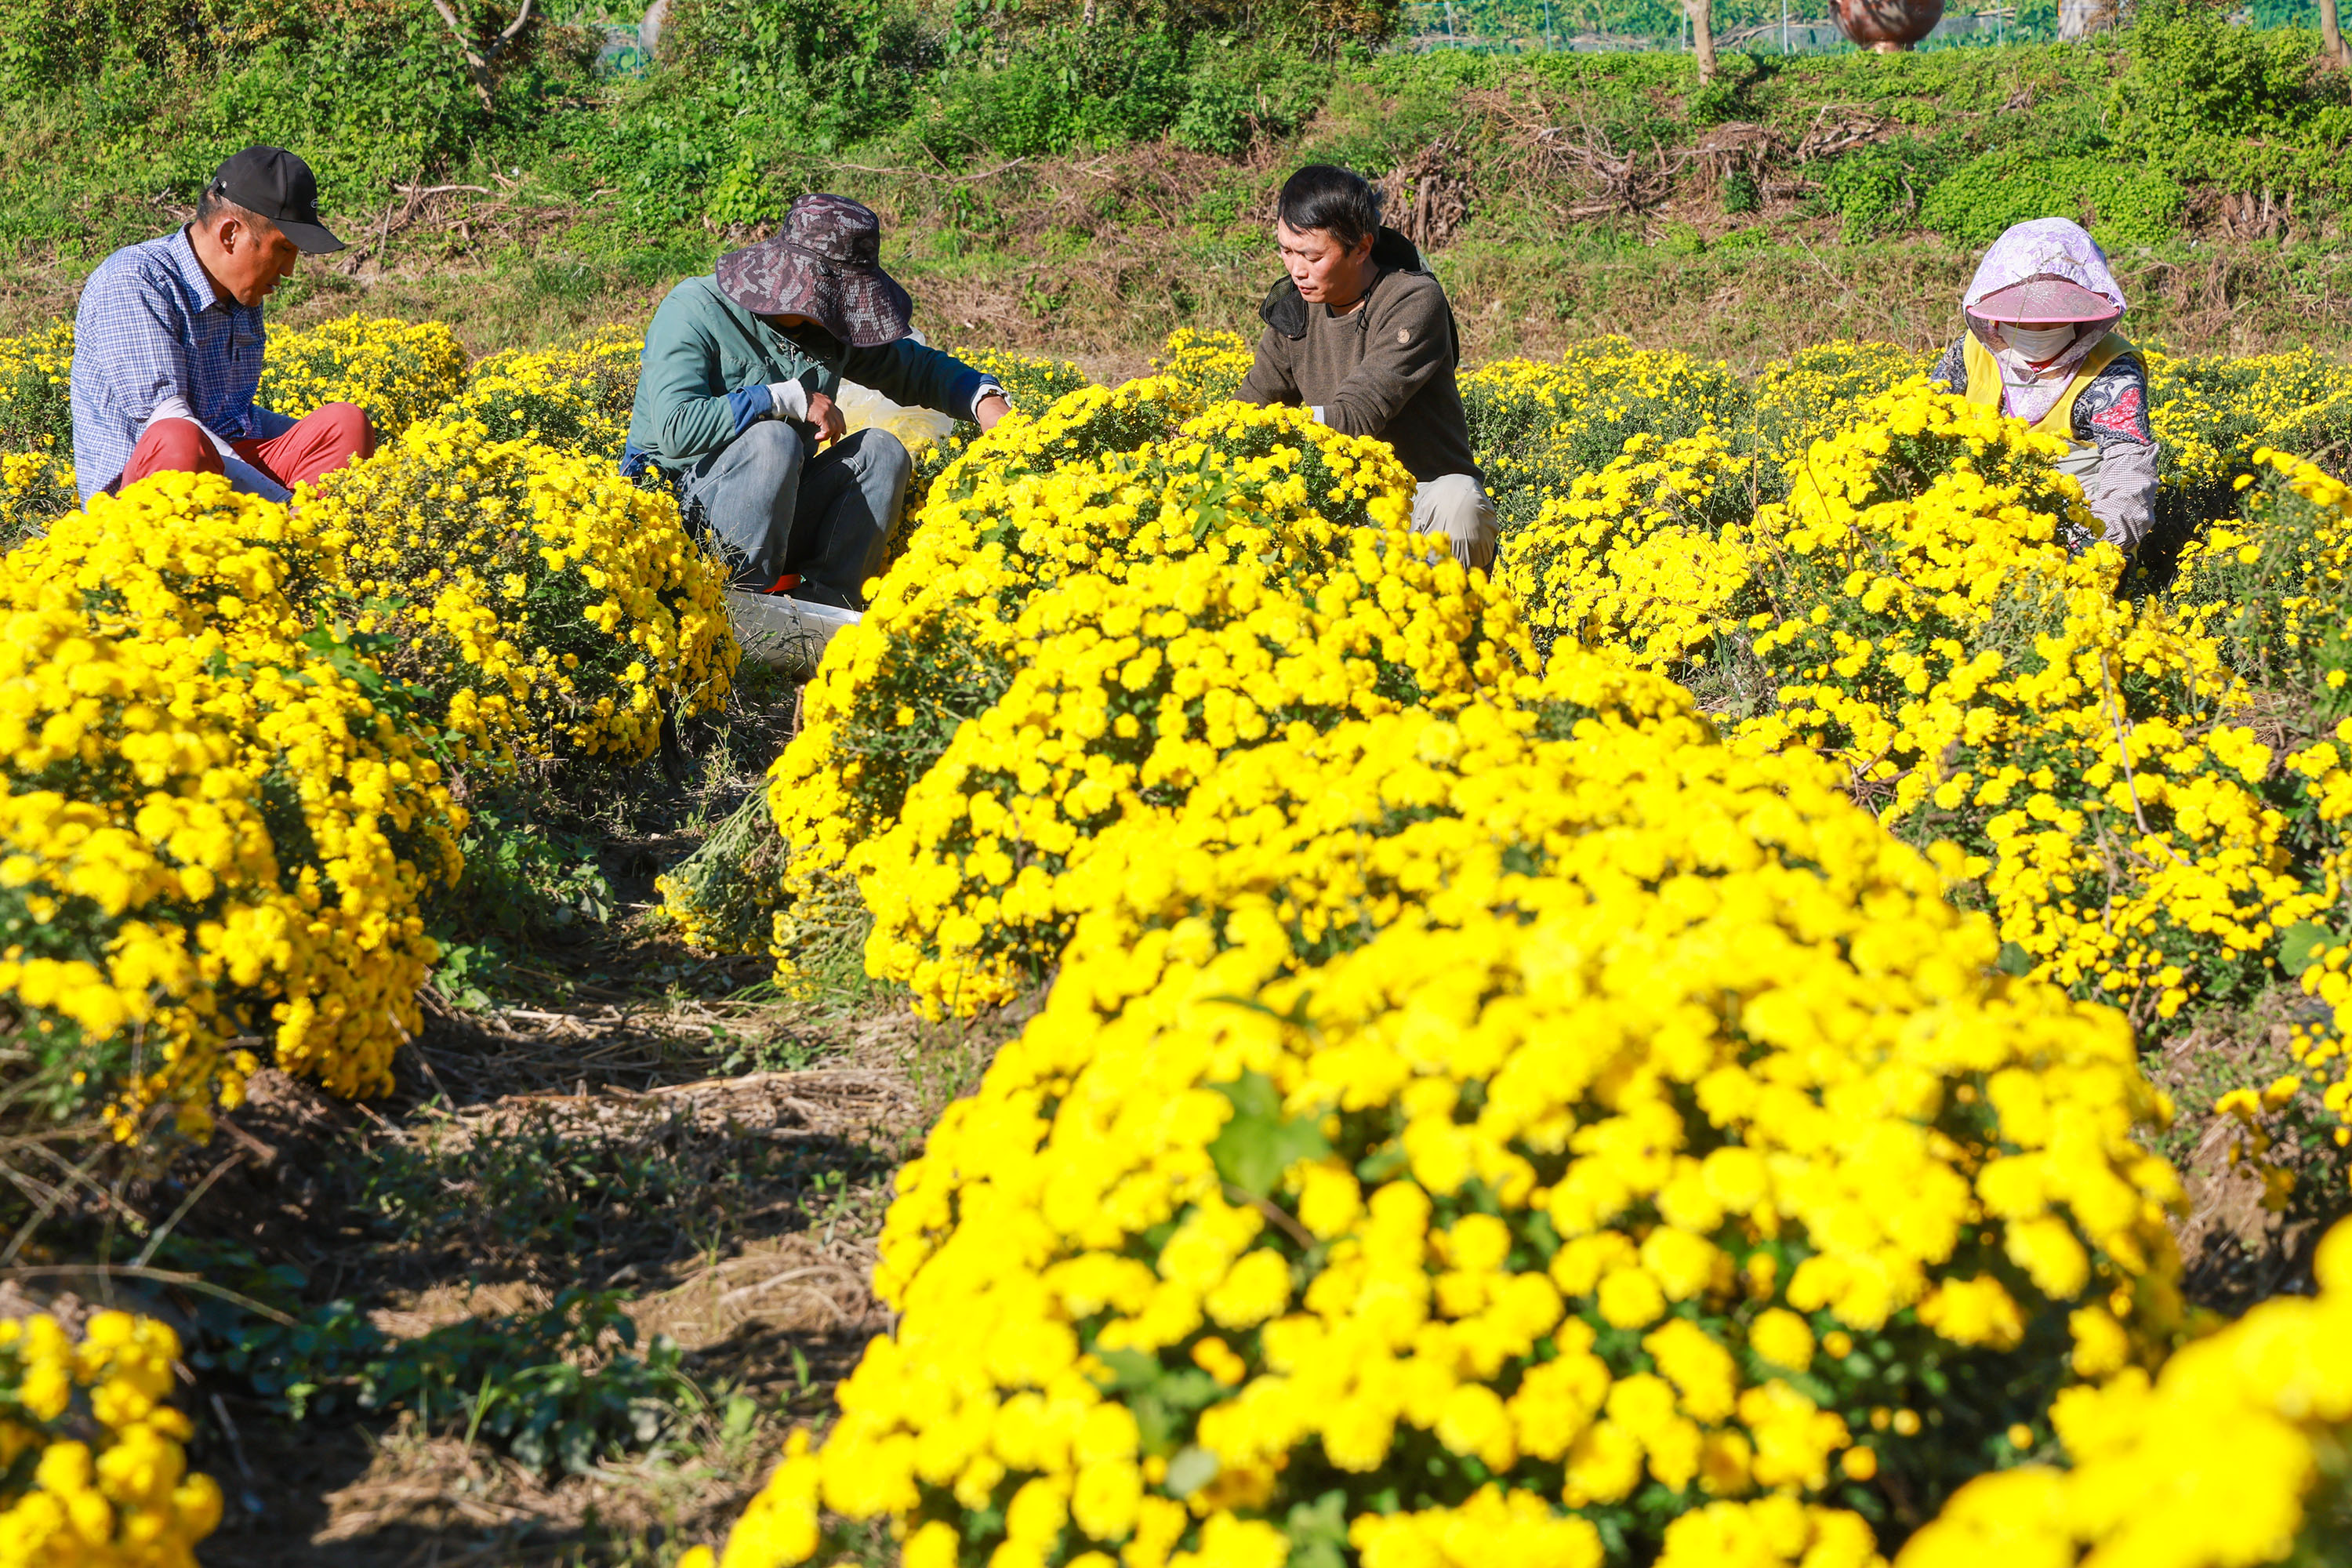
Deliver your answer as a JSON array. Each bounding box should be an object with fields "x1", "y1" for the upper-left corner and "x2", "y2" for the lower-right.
[
  {"x1": 974, "y1": 391, "x2": 1011, "y2": 433},
  {"x1": 804, "y1": 391, "x2": 847, "y2": 445}
]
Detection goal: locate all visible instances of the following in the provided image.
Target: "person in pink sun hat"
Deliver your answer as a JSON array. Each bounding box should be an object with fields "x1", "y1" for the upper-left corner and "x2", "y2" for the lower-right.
[{"x1": 1927, "y1": 217, "x2": 2161, "y2": 554}]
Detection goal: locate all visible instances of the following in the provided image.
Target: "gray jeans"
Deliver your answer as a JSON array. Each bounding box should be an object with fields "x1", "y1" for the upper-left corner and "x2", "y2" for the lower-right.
[{"x1": 677, "y1": 423, "x2": 914, "y2": 608}]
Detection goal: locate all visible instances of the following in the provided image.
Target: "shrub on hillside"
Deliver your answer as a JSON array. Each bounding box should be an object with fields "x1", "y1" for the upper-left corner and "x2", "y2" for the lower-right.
[
  {"x1": 1818, "y1": 138, "x2": 1966, "y2": 243},
  {"x1": 656, "y1": 0, "x2": 925, "y2": 144},
  {"x1": 1920, "y1": 149, "x2": 2187, "y2": 251},
  {"x1": 2109, "y1": 5, "x2": 2352, "y2": 198},
  {"x1": 930, "y1": 26, "x2": 1194, "y2": 158}
]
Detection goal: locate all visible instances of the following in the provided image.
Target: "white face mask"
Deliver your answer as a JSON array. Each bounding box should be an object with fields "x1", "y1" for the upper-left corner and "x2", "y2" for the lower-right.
[{"x1": 1997, "y1": 324, "x2": 2079, "y2": 363}]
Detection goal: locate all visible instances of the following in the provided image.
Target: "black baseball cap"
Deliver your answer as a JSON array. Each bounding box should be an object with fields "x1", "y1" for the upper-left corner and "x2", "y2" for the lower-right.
[{"x1": 209, "y1": 147, "x2": 343, "y2": 254}]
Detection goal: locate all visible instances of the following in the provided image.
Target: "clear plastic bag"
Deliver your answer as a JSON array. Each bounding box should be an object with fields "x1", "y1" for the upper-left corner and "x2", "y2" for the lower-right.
[
  {"x1": 726, "y1": 589, "x2": 861, "y2": 678},
  {"x1": 833, "y1": 379, "x2": 958, "y2": 454}
]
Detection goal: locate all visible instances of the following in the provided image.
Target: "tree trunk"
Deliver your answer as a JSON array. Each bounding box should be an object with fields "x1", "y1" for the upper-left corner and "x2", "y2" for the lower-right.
[
  {"x1": 429, "y1": 0, "x2": 535, "y2": 110},
  {"x1": 2056, "y1": 0, "x2": 2115, "y2": 40},
  {"x1": 2323, "y1": 0, "x2": 2347, "y2": 68},
  {"x1": 1690, "y1": 0, "x2": 1717, "y2": 80}
]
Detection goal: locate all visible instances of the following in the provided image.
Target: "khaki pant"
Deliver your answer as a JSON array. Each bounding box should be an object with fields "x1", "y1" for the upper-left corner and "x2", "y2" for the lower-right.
[{"x1": 1411, "y1": 474, "x2": 1500, "y2": 572}]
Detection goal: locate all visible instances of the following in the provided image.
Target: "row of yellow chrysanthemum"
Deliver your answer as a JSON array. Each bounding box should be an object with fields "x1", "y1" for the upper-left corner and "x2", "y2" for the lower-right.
[
  {"x1": 0, "y1": 410, "x2": 739, "y2": 1557},
  {"x1": 9, "y1": 312, "x2": 2347, "y2": 1559},
  {"x1": 667, "y1": 343, "x2": 2352, "y2": 1568},
  {"x1": 2, "y1": 429, "x2": 735, "y2": 1144}
]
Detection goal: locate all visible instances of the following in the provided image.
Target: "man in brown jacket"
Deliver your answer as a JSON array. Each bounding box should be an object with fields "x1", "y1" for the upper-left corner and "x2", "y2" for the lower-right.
[{"x1": 1236, "y1": 165, "x2": 1498, "y2": 571}]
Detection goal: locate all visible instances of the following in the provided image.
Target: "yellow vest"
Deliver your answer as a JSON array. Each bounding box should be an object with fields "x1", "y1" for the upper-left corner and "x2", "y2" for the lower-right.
[{"x1": 1961, "y1": 329, "x2": 2134, "y2": 441}]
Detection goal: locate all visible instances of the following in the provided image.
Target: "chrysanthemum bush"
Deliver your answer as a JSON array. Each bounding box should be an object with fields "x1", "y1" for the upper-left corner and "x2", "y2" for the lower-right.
[
  {"x1": 2143, "y1": 345, "x2": 2352, "y2": 508},
  {"x1": 1462, "y1": 341, "x2": 1744, "y2": 526},
  {"x1": 442, "y1": 327, "x2": 641, "y2": 461},
  {"x1": 1746, "y1": 343, "x2": 1933, "y2": 468},
  {"x1": 1898, "y1": 1210, "x2": 2352, "y2": 1568},
  {"x1": 0, "y1": 472, "x2": 466, "y2": 1131},
  {"x1": 706, "y1": 657, "x2": 2185, "y2": 1568},
  {"x1": 763, "y1": 386, "x2": 1417, "y2": 982},
  {"x1": 1151, "y1": 329, "x2": 1254, "y2": 405},
  {"x1": 655, "y1": 787, "x2": 790, "y2": 957},
  {"x1": 681, "y1": 335, "x2": 2352, "y2": 1566},
  {"x1": 2, "y1": 449, "x2": 74, "y2": 549},
  {"x1": 2166, "y1": 448, "x2": 2352, "y2": 699},
  {"x1": 0, "y1": 322, "x2": 76, "y2": 549},
  {"x1": 0, "y1": 320, "x2": 74, "y2": 452},
  {"x1": 256, "y1": 314, "x2": 469, "y2": 437},
  {"x1": 1500, "y1": 426, "x2": 1756, "y2": 666},
  {"x1": 301, "y1": 418, "x2": 736, "y2": 773},
  {"x1": 0, "y1": 1310, "x2": 221, "y2": 1563},
  {"x1": 768, "y1": 379, "x2": 1210, "y2": 917},
  {"x1": 1726, "y1": 387, "x2": 2329, "y2": 1030},
  {"x1": 856, "y1": 525, "x2": 1537, "y2": 1016},
  {"x1": 958, "y1": 348, "x2": 1094, "y2": 416},
  {"x1": 2166, "y1": 453, "x2": 2352, "y2": 1170}
]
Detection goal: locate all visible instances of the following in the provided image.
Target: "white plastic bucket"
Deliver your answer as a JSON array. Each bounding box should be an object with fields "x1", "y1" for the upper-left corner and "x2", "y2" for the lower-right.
[{"x1": 727, "y1": 590, "x2": 862, "y2": 679}]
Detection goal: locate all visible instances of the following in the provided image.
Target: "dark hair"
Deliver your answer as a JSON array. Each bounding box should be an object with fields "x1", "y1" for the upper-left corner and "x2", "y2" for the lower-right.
[
  {"x1": 193, "y1": 184, "x2": 275, "y2": 234},
  {"x1": 1277, "y1": 165, "x2": 1382, "y2": 251}
]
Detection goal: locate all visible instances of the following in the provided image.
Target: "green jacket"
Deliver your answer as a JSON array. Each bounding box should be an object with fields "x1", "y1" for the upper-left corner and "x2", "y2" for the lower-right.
[{"x1": 621, "y1": 275, "x2": 991, "y2": 475}]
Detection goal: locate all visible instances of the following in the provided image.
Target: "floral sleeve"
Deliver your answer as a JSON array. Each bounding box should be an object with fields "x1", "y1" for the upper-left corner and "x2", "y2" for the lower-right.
[
  {"x1": 2071, "y1": 354, "x2": 2156, "y2": 449},
  {"x1": 2071, "y1": 354, "x2": 2160, "y2": 551}
]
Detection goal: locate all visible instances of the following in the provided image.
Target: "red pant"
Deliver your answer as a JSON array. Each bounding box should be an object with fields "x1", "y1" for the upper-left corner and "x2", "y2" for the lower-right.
[{"x1": 119, "y1": 403, "x2": 374, "y2": 494}]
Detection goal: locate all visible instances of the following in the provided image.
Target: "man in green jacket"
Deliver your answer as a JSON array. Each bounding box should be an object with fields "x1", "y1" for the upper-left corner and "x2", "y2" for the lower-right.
[
  {"x1": 1236, "y1": 165, "x2": 1497, "y2": 572},
  {"x1": 624, "y1": 194, "x2": 1011, "y2": 608}
]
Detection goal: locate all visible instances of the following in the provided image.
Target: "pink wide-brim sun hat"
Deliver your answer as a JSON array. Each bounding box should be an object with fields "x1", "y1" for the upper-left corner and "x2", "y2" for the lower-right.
[{"x1": 1969, "y1": 274, "x2": 2118, "y2": 325}]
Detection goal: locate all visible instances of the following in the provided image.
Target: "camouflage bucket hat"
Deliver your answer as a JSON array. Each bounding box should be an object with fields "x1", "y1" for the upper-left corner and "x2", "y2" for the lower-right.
[{"x1": 715, "y1": 194, "x2": 913, "y2": 347}]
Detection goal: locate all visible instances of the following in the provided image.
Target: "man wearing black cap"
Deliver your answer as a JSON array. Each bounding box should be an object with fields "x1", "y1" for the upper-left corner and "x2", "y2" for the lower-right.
[
  {"x1": 622, "y1": 193, "x2": 1011, "y2": 610},
  {"x1": 71, "y1": 146, "x2": 372, "y2": 505}
]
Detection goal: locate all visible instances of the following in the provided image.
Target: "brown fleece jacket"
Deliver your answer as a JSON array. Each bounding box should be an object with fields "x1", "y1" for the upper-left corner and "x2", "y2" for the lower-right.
[{"x1": 1236, "y1": 230, "x2": 1481, "y2": 485}]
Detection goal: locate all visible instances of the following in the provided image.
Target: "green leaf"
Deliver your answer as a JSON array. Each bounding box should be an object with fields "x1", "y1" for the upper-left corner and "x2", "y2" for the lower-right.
[
  {"x1": 1285, "y1": 1490, "x2": 1349, "y2": 1568},
  {"x1": 1091, "y1": 1347, "x2": 1161, "y2": 1393},
  {"x1": 1164, "y1": 1444, "x2": 1220, "y2": 1498},
  {"x1": 2281, "y1": 921, "x2": 2339, "y2": 979},
  {"x1": 1204, "y1": 990, "x2": 1319, "y2": 1034},
  {"x1": 1156, "y1": 1368, "x2": 1224, "y2": 1412},
  {"x1": 1207, "y1": 1070, "x2": 1330, "y2": 1199}
]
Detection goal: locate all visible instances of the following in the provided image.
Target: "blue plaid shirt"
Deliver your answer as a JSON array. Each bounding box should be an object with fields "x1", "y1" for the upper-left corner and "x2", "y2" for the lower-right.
[{"x1": 70, "y1": 228, "x2": 270, "y2": 502}]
